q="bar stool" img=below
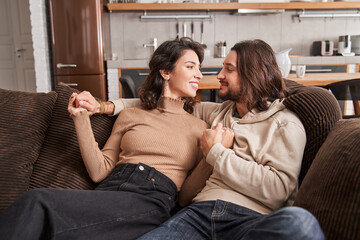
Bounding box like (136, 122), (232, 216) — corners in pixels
(323, 78), (360, 118)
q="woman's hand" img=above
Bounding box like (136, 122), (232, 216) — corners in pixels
(68, 92), (90, 116)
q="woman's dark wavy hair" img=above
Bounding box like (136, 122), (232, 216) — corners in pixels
(138, 37), (204, 114)
(231, 39), (287, 112)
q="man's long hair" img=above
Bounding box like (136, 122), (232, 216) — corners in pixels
(231, 39), (287, 112)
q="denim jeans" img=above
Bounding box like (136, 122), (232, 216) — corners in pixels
(138, 200), (324, 240)
(0, 163), (177, 240)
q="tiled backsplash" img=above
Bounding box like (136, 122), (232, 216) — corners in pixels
(109, 9), (360, 67)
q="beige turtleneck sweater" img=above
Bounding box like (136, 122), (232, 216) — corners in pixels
(71, 97), (208, 190)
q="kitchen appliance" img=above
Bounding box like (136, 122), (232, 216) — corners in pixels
(49, 0), (111, 100)
(338, 35), (352, 56)
(351, 35), (360, 55)
(312, 41), (334, 56)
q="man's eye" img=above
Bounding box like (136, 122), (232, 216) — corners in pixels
(226, 68), (234, 72)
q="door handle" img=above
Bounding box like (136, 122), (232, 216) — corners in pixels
(57, 63), (77, 69)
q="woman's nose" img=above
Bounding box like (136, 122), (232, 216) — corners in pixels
(196, 68), (203, 79)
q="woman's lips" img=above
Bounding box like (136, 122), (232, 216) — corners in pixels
(189, 81), (199, 90)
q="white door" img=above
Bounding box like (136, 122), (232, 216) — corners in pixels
(0, 0), (35, 92)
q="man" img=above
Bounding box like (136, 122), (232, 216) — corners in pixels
(76, 39), (324, 239)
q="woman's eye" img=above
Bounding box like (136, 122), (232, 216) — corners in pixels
(187, 65), (194, 69)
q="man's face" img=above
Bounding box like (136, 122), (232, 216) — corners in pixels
(217, 50), (242, 102)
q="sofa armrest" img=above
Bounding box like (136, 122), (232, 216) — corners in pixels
(294, 118), (360, 240)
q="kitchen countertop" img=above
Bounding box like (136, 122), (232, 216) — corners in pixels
(198, 72), (360, 89)
(286, 72), (360, 86)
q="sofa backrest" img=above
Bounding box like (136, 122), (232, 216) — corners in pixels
(0, 84), (116, 212)
(0, 88), (57, 211)
(29, 84), (116, 190)
(283, 80), (342, 186)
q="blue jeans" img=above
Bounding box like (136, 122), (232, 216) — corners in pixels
(0, 163), (177, 240)
(138, 200), (324, 240)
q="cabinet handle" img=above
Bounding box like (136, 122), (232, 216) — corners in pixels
(57, 63), (77, 69)
(306, 69), (332, 73)
(201, 71), (219, 75)
(138, 73), (149, 76)
(63, 83), (78, 87)
(138, 71), (220, 76)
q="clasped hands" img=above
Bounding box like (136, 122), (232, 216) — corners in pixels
(200, 123), (234, 157)
(68, 91), (100, 116)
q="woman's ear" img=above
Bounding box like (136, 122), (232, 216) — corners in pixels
(160, 70), (170, 81)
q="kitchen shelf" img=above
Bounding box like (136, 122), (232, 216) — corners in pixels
(107, 2), (360, 11)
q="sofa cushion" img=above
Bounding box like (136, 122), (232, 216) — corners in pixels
(283, 80), (342, 185)
(0, 88), (57, 211)
(294, 118), (360, 240)
(29, 84), (116, 190)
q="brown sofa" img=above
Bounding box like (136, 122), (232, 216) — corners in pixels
(0, 82), (359, 240)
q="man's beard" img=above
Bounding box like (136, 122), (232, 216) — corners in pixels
(218, 87), (242, 102)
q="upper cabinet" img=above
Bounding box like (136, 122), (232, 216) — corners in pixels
(107, 2), (360, 11)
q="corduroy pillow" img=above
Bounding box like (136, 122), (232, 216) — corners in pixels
(294, 119), (360, 240)
(0, 88), (57, 212)
(283, 80), (342, 186)
(29, 84), (116, 190)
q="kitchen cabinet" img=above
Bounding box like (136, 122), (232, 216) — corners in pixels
(290, 64), (349, 74)
(107, 2), (360, 11)
(49, 0), (111, 100)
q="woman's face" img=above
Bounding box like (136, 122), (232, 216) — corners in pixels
(163, 49), (203, 99)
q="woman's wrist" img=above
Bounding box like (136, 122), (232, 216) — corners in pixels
(97, 101), (105, 114)
(101, 101), (115, 115)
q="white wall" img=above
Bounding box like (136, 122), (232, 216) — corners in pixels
(29, 0), (52, 93)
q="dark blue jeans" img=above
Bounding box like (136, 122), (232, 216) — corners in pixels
(0, 163), (177, 240)
(138, 200), (324, 240)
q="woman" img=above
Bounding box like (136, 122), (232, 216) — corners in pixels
(0, 38), (231, 240)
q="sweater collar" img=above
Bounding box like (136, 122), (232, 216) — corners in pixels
(232, 99), (285, 123)
(157, 96), (186, 114)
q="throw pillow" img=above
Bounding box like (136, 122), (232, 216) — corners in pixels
(294, 118), (360, 240)
(283, 80), (342, 185)
(29, 84), (116, 190)
(0, 88), (57, 212)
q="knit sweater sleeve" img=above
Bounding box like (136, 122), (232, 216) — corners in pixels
(110, 98), (141, 116)
(206, 119), (306, 211)
(72, 109), (129, 183)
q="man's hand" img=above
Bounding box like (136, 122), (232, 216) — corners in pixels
(75, 91), (100, 115)
(221, 127), (235, 149)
